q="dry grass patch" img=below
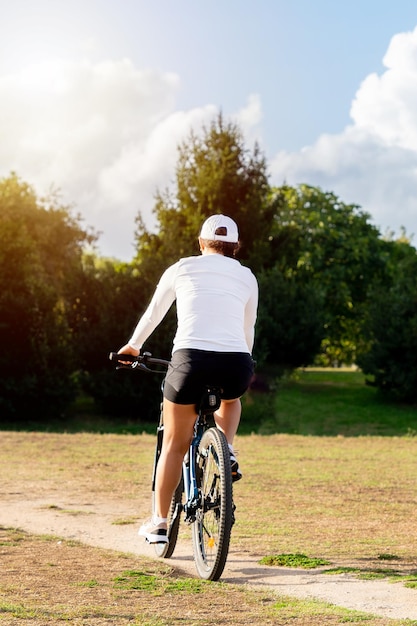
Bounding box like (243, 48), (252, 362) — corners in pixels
(235, 434), (417, 564)
(0, 528), (407, 626)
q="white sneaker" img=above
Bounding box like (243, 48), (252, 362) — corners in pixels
(138, 518), (168, 544)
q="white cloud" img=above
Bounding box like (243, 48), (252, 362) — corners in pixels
(10, 23), (417, 262)
(236, 93), (262, 126)
(271, 25), (417, 242)
(0, 57), (218, 259)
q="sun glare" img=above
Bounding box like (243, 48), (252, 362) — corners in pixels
(1, 5), (100, 76)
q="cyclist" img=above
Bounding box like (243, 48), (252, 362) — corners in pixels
(117, 214), (258, 543)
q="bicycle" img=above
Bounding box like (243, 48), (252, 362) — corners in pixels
(109, 351), (235, 581)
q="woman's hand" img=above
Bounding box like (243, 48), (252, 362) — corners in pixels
(117, 344), (140, 356)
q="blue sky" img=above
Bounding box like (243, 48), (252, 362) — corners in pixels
(2, 1), (417, 258)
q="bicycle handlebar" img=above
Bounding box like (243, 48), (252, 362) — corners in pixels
(109, 351), (170, 373)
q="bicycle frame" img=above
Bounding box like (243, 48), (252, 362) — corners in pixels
(183, 412), (214, 522)
(155, 387), (221, 525)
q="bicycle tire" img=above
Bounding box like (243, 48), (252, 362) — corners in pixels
(153, 476), (183, 558)
(192, 427), (233, 580)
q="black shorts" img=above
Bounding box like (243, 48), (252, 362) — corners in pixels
(163, 349), (255, 405)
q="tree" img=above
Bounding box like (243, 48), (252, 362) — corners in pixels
(131, 114), (280, 367)
(0, 173), (94, 420)
(356, 240), (417, 402)
(73, 254), (168, 420)
(268, 184), (388, 364)
(255, 266), (326, 371)
(134, 113), (276, 282)
(132, 118), (332, 375)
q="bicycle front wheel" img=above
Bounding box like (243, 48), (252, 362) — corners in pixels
(192, 427), (233, 580)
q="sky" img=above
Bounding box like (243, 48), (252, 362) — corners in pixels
(2, 0), (417, 260)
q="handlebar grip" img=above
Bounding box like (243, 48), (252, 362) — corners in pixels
(109, 352), (138, 362)
(109, 351), (169, 372)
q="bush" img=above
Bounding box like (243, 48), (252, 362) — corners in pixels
(357, 275), (417, 402)
(254, 268), (326, 371)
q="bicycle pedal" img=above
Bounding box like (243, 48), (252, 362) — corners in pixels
(145, 537), (169, 545)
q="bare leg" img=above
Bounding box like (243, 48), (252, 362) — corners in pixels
(154, 398), (197, 519)
(214, 398), (241, 445)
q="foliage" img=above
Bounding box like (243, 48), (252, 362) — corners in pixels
(0, 173), (94, 420)
(269, 184), (388, 364)
(357, 247), (417, 402)
(134, 113), (276, 279)
(254, 267), (326, 369)
(4, 112), (417, 420)
(132, 114), (322, 374)
(71, 255), (170, 420)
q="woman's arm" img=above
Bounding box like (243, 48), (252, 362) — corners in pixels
(126, 263), (178, 351)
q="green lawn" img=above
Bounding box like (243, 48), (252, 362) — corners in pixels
(241, 368), (417, 437)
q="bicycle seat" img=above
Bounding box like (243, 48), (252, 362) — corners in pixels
(198, 387), (221, 415)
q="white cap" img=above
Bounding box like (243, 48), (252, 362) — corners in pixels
(199, 214), (239, 243)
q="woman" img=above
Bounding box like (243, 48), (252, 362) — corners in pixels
(118, 214), (258, 544)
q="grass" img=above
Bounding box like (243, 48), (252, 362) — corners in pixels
(241, 368), (417, 436)
(1, 370), (417, 562)
(1, 369), (417, 624)
(111, 516), (138, 525)
(323, 566), (417, 587)
(259, 553), (331, 568)
(113, 569), (209, 593)
(0, 529), (413, 625)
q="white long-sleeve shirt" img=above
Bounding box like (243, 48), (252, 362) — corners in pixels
(129, 254), (258, 354)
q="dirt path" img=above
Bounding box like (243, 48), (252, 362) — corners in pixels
(1, 496), (416, 621)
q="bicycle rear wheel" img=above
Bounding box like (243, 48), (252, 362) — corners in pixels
(153, 476), (183, 558)
(192, 427), (233, 580)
